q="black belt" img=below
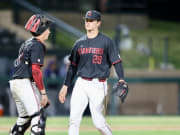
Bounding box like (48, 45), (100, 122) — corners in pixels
(12, 77), (34, 81)
(82, 77), (106, 82)
(12, 77), (24, 80)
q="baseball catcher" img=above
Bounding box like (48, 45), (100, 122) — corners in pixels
(9, 14), (52, 135)
(112, 81), (129, 103)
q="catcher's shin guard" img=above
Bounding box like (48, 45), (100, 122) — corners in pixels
(39, 102), (49, 135)
(31, 106), (48, 135)
(9, 120), (31, 135)
(39, 108), (47, 135)
(30, 112), (41, 135)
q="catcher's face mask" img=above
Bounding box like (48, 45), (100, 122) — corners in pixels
(25, 14), (52, 36)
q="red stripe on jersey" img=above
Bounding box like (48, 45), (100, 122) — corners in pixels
(112, 59), (121, 65)
(31, 63), (44, 67)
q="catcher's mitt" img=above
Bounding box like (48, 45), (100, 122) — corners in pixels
(112, 81), (129, 103)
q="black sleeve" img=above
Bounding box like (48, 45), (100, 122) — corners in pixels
(69, 42), (79, 66)
(64, 42), (79, 87)
(64, 64), (77, 87)
(107, 39), (121, 64)
(114, 62), (124, 80)
(31, 44), (44, 65)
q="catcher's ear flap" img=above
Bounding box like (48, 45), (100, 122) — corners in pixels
(25, 15), (41, 33)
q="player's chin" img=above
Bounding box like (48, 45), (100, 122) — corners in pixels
(85, 27), (92, 31)
(45, 36), (49, 40)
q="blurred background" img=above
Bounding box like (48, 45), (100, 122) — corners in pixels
(0, 0), (180, 117)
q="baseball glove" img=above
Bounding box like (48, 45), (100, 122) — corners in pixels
(112, 81), (129, 103)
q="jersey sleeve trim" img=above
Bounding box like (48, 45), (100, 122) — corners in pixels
(31, 63), (44, 66)
(112, 59), (121, 65)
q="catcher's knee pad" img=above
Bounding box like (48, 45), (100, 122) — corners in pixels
(31, 124), (41, 135)
(9, 119), (31, 135)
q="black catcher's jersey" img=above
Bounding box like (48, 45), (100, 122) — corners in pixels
(69, 33), (121, 79)
(12, 38), (45, 79)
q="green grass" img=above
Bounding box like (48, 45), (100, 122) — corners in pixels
(1, 116), (180, 135)
(104, 20), (180, 69)
(129, 20), (180, 69)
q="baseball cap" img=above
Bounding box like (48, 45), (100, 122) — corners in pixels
(25, 14), (52, 36)
(84, 10), (101, 21)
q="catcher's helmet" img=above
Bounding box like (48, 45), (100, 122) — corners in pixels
(25, 14), (52, 36)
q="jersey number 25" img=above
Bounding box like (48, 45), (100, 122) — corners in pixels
(92, 55), (102, 64)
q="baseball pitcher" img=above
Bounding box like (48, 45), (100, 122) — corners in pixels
(59, 10), (128, 135)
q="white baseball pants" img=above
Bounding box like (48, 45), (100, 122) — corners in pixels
(68, 77), (112, 135)
(9, 78), (41, 135)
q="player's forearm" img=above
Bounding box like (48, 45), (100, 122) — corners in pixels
(114, 62), (124, 80)
(32, 64), (45, 91)
(64, 64), (77, 87)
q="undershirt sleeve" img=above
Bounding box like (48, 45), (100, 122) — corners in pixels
(64, 64), (77, 87)
(69, 42), (79, 66)
(32, 64), (45, 90)
(114, 61), (124, 80)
